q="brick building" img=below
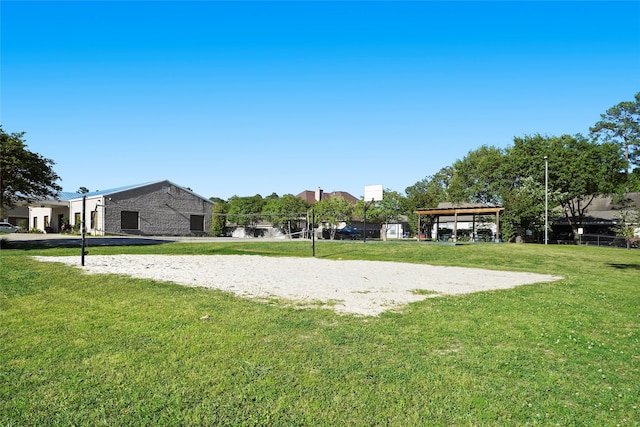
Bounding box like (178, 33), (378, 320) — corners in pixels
(29, 180), (213, 236)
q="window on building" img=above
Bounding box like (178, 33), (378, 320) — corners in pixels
(91, 211), (97, 230)
(44, 216), (50, 228)
(33, 217), (38, 230)
(121, 211), (139, 230)
(190, 215), (204, 232)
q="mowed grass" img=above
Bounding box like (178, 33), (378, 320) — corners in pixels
(1, 240), (638, 426)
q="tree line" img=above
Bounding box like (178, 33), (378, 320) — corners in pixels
(402, 92), (640, 242)
(212, 93), (640, 241)
(2, 93), (639, 241)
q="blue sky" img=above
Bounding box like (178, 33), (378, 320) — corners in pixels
(2, 1), (639, 200)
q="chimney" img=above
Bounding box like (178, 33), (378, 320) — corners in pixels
(315, 187), (323, 202)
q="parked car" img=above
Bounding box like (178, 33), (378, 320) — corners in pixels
(0, 222), (19, 233)
(335, 225), (362, 240)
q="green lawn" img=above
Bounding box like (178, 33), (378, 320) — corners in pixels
(1, 240), (638, 426)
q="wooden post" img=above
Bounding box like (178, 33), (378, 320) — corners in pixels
(472, 214), (476, 242)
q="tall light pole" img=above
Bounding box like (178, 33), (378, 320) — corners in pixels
(544, 156), (548, 245)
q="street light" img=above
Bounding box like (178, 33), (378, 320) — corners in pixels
(544, 156), (548, 245)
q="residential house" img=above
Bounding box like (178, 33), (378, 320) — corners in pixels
(296, 188), (358, 205)
(552, 192), (640, 241)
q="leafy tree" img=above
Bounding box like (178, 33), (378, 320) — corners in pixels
(612, 207), (639, 249)
(501, 134), (554, 241)
(227, 195), (265, 230)
(590, 92), (640, 184)
(209, 197), (226, 204)
(358, 189), (405, 241)
(262, 194), (310, 236)
(508, 134), (625, 242)
(77, 187), (90, 194)
(313, 196), (354, 240)
(500, 177), (547, 242)
(404, 167), (453, 237)
(1, 127), (61, 218)
(630, 168), (640, 191)
(210, 199), (229, 236)
(447, 145), (508, 205)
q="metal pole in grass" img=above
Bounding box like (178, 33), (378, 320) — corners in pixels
(81, 195), (87, 266)
(544, 156), (548, 245)
(311, 208), (315, 257)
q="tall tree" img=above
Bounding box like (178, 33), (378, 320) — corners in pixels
(313, 196), (354, 240)
(500, 177), (546, 242)
(227, 195), (265, 230)
(210, 198), (229, 236)
(0, 127), (61, 218)
(507, 134), (625, 242)
(447, 145), (507, 205)
(404, 167), (453, 236)
(590, 92), (640, 185)
(359, 189), (405, 241)
(262, 194), (310, 236)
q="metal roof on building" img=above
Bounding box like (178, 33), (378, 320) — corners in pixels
(52, 180), (212, 204)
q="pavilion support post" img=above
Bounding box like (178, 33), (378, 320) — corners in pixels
(495, 210), (501, 243)
(453, 211), (458, 242)
(472, 214), (476, 242)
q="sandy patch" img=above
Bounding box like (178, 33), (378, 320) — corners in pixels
(33, 255), (562, 316)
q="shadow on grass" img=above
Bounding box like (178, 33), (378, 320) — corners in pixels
(1, 236), (171, 250)
(608, 263), (640, 270)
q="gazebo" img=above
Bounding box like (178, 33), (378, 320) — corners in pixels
(415, 203), (505, 243)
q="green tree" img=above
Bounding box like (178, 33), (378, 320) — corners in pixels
(227, 195), (265, 231)
(262, 194), (310, 237)
(358, 189), (405, 241)
(508, 134), (625, 242)
(590, 92), (640, 185)
(0, 127), (61, 218)
(612, 208), (640, 249)
(500, 177), (546, 242)
(210, 199), (229, 236)
(447, 145), (508, 205)
(404, 167), (453, 237)
(313, 196), (354, 240)
(501, 135), (554, 242)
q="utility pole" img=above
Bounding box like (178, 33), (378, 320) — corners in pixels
(544, 156), (548, 245)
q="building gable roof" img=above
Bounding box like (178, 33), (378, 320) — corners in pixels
(55, 180), (212, 204)
(564, 192), (640, 223)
